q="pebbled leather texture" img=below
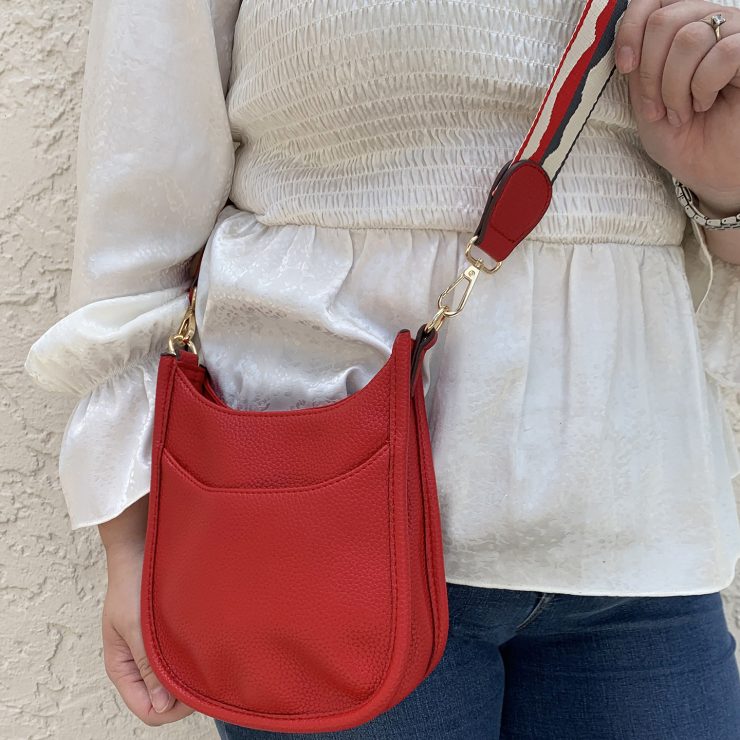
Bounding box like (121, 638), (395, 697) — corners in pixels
(141, 327), (448, 732)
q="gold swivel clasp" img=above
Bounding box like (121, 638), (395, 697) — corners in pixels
(424, 236), (502, 333)
(167, 285), (199, 356)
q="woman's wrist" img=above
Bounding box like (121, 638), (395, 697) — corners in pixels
(98, 495), (149, 562)
(694, 191), (740, 220)
(689, 190), (740, 265)
(695, 224), (740, 265)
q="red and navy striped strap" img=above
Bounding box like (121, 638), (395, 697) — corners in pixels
(474, 0), (628, 263)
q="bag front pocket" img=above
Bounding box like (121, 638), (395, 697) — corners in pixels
(146, 440), (398, 719)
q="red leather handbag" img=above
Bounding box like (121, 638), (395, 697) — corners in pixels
(141, 1), (626, 732)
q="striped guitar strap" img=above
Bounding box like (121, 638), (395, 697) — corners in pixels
(424, 0), (628, 335)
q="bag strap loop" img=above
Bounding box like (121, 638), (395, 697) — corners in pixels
(426, 0), (627, 333)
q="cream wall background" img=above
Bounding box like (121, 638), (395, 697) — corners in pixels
(3, 1), (739, 738)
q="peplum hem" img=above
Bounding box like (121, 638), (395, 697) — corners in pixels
(25, 206), (740, 591)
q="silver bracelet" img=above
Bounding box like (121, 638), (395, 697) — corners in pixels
(672, 176), (740, 230)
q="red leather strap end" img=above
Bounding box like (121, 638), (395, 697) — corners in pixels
(410, 325), (438, 395)
(187, 246), (206, 300)
(473, 159), (552, 263)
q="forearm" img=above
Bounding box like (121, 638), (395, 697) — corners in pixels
(98, 495), (149, 559)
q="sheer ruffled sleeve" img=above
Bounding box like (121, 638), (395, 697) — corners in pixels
(23, 0), (241, 528)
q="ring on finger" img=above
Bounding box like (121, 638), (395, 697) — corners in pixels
(699, 12), (727, 42)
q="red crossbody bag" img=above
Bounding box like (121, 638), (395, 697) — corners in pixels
(141, 1), (627, 732)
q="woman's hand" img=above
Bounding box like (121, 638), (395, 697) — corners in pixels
(99, 496), (194, 726)
(615, 0), (740, 252)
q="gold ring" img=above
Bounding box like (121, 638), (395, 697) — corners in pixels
(699, 12), (726, 42)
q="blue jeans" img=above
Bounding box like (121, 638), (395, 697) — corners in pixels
(215, 582), (740, 739)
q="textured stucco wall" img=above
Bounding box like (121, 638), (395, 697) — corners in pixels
(2, 2), (214, 738)
(3, 2), (739, 739)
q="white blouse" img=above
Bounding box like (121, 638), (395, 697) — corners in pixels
(24, 0), (740, 596)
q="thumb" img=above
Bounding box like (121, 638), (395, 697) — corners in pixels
(127, 627), (174, 714)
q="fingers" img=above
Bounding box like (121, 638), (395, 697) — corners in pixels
(662, 16), (721, 123)
(692, 33), (740, 111)
(102, 609), (193, 726)
(615, 0), (685, 73)
(126, 622), (174, 714)
(616, 0), (739, 124)
(640, 1), (718, 122)
(100, 529), (193, 726)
